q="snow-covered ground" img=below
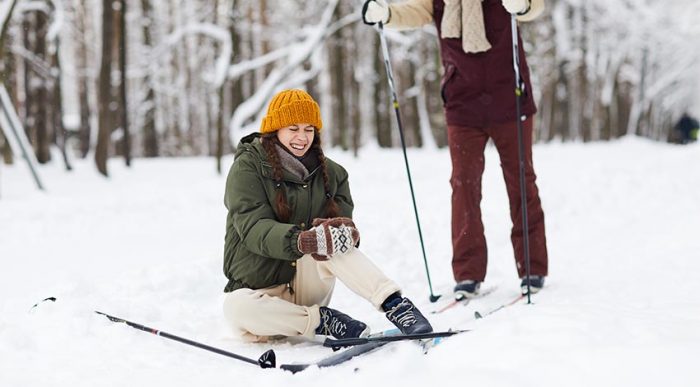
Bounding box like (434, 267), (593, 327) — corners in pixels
(1, 136), (699, 386)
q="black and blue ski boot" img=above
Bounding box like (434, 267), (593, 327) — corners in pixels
(316, 306), (370, 339)
(384, 297), (433, 335)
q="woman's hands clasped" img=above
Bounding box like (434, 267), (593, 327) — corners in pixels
(297, 217), (361, 260)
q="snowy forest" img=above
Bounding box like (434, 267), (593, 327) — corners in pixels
(1, 0), (699, 176)
(2, 1), (700, 384)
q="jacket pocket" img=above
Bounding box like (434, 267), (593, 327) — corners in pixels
(441, 63), (457, 106)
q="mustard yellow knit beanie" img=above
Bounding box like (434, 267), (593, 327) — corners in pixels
(260, 89), (323, 133)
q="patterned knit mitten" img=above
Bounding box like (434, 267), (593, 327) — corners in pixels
(311, 217), (356, 229)
(297, 223), (360, 261)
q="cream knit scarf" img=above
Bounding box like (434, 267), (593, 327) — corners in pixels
(441, 0), (491, 53)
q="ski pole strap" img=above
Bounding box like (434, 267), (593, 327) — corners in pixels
(321, 329), (468, 348)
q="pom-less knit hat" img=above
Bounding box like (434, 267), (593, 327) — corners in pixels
(260, 89), (323, 133)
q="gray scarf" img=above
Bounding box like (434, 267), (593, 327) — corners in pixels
(441, 0), (491, 53)
(275, 144), (310, 181)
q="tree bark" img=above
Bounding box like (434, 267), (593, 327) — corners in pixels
(50, 39), (71, 170)
(23, 12), (51, 163)
(0, 0), (19, 164)
(330, 32), (346, 149)
(374, 38), (392, 148)
(118, 0), (130, 165)
(72, 0), (92, 158)
(139, 0), (158, 157)
(96, 0), (117, 176)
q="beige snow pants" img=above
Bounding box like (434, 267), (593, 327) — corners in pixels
(222, 248), (400, 342)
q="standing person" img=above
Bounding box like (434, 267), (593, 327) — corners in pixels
(222, 89), (433, 342)
(362, 0), (549, 297)
(674, 113), (699, 144)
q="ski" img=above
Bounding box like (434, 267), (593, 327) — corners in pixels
(431, 297), (468, 314)
(280, 339), (388, 373)
(418, 328), (470, 353)
(280, 329), (399, 373)
(361, 328), (461, 354)
(430, 286), (498, 314)
(321, 329), (468, 348)
(424, 293), (524, 353)
(281, 328), (467, 372)
(474, 293), (525, 319)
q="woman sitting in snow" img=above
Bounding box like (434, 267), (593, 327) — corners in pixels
(222, 88), (433, 342)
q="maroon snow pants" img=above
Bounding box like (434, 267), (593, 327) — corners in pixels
(447, 117), (548, 282)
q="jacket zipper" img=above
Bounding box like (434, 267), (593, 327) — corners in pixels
(306, 180), (313, 228)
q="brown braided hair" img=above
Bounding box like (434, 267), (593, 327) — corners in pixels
(312, 136), (341, 220)
(261, 132), (340, 223)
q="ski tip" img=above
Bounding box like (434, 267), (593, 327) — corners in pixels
(280, 363), (310, 373)
(258, 349), (276, 369)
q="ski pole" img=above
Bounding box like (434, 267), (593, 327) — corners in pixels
(95, 311), (276, 369)
(509, 15), (533, 304)
(376, 22), (440, 303)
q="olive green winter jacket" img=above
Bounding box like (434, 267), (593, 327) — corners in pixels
(223, 133), (353, 292)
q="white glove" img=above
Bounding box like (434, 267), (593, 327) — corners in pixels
(362, 0), (390, 25)
(501, 0), (530, 14)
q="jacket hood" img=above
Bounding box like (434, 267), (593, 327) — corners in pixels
(235, 132), (265, 160)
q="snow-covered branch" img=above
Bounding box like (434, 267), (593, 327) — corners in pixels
(227, 47), (290, 80)
(155, 23), (232, 87)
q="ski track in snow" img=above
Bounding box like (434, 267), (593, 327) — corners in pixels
(1, 136), (699, 386)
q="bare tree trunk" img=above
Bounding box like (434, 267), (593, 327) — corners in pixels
(615, 83), (632, 139)
(222, 10), (243, 161)
(50, 39), (71, 170)
(350, 43), (361, 155)
(0, 0), (19, 164)
(252, 0), (270, 88)
(400, 62), (420, 147)
(538, 81), (554, 141)
(215, 0), (232, 173)
(96, 0), (116, 176)
(118, 0), (130, 166)
(71, 0), (92, 158)
(139, 0), (158, 157)
(329, 29), (346, 148)
(374, 38), (392, 147)
(23, 12), (51, 163)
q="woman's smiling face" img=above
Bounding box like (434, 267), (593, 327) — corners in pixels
(276, 123), (315, 157)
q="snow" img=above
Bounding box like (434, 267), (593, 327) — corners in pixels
(1, 136), (699, 386)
